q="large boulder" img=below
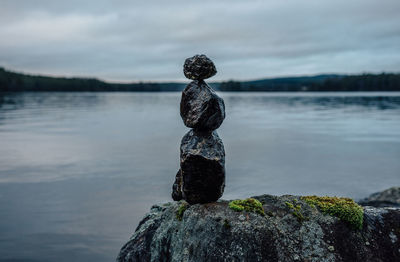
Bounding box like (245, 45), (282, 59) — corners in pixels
(174, 130), (225, 204)
(117, 193), (400, 262)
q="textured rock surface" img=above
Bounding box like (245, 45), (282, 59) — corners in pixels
(180, 80), (225, 131)
(359, 187), (400, 207)
(177, 130), (225, 204)
(173, 54), (225, 204)
(117, 193), (400, 262)
(183, 54), (217, 80)
(171, 170), (183, 201)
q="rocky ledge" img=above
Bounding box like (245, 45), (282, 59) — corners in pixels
(358, 187), (400, 208)
(117, 191), (400, 262)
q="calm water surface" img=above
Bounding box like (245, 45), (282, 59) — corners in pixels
(0, 92), (399, 261)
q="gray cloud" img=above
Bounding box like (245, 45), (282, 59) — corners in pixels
(0, 0), (399, 81)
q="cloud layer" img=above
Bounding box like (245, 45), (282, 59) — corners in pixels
(1, 0), (399, 81)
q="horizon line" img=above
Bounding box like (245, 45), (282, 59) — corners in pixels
(1, 66), (399, 85)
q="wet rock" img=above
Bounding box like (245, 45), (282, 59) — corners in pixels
(183, 54), (217, 80)
(171, 170), (183, 201)
(359, 187), (400, 207)
(180, 80), (225, 131)
(172, 54), (226, 205)
(180, 130), (225, 204)
(117, 194), (400, 262)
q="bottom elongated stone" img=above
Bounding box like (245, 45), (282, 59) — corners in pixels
(174, 129), (225, 204)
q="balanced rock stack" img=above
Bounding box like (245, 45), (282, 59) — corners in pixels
(172, 55), (226, 204)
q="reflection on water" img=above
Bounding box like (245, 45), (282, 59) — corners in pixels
(0, 92), (399, 262)
(223, 92), (400, 110)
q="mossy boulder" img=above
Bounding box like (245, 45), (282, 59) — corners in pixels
(117, 193), (400, 262)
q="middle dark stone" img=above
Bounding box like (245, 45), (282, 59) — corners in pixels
(180, 80), (225, 131)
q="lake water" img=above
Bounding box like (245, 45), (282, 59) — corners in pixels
(0, 92), (399, 261)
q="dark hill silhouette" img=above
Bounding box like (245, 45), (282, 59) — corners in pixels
(1, 67), (399, 92)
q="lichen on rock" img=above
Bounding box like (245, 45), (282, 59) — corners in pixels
(176, 201), (189, 221)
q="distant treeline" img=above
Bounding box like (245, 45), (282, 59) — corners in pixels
(0, 67), (185, 92)
(219, 74), (400, 92)
(1, 67), (399, 92)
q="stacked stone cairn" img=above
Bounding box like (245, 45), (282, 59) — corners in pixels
(172, 55), (226, 204)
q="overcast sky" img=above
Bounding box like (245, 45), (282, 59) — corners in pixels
(0, 0), (399, 82)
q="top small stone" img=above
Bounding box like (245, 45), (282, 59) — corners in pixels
(183, 54), (217, 80)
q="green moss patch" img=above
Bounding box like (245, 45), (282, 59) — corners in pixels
(285, 201), (308, 222)
(301, 196), (364, 230)
(229, 198), (265, 216)
(176, 202), (189, 221)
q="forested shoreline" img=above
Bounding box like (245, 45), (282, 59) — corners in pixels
(1, 67), (399, 92)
